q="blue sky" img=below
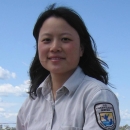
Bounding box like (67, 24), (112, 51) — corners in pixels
(0, 0), (130, 127)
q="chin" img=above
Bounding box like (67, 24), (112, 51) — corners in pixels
(50, 69), (64, 74)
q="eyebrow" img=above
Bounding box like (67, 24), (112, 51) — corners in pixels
(40, 32), (73, 37)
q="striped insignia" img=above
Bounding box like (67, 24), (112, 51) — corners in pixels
(94, 103), (116, 130)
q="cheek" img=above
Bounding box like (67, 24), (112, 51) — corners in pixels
(66, 44), (81, 60)
(38, 44), (42, 57)
(38, 44), (47, 59)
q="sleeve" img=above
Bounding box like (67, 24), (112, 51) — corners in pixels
(83, 89), (120, 130)
(16, 97), (29, 130)
(16, 108), (26, 130)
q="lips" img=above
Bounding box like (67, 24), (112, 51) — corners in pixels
(48, 56), (65, 60)
(49, 57), (64, 60)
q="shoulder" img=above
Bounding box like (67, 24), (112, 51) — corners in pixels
(17, 96), (39, 119)
(81, 75), (115, 96)
(18, 97), (32, 114)
(79, 75), (118, 102)
(81, 76), (120, 129)
(82, 75), (110, 89)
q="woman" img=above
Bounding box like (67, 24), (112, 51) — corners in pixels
(17, 4), (120, 130)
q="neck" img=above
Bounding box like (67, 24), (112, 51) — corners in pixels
(50, 69), (76, 100)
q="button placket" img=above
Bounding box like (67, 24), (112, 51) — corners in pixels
(48, 102), (55, 130)
(45, 91), (55, 130)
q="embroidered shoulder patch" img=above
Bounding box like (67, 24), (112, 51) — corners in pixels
(94, 102), (116, 130)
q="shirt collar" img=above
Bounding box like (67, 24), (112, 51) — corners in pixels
(36, 75), (51, 97)
(63, 67), (85, 95)
(36, 66), (85, 97)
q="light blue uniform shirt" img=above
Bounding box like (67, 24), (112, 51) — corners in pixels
(17, 67), (120, 130)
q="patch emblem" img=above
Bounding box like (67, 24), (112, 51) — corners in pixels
(94, 103), (116, 130)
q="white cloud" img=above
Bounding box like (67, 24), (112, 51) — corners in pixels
(0, 107), (5, 112)
(11, 73), (16, 79)
(0, 104), (19, 123)
(0, 111), (17, 124)
(0, 80), (29, 96)
(114, 92), (125, 99)
(0, 66), (16, 79)
(0, 112), (17, 119)
(115, 92), (119, 97)
(0, 97), (3, 102)
(120, 109), (130, 119)
(0, 102), (18, 108)
(22, 61), (29, 66)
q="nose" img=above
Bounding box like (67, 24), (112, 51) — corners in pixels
(50, 40), (61, 52)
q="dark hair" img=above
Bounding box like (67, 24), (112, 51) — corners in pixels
(29, 4), (109, 98)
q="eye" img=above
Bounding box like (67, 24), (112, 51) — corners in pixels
(62, 38), (71, 42)
(42, 38), (51, 43)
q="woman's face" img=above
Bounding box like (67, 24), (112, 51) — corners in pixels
(38, 17), (83, 75)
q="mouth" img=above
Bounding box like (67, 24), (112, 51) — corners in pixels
(48, 57), (65, 61)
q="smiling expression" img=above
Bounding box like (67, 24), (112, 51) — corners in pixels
(38, 17), (83, 75)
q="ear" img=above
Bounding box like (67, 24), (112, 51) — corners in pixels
(80, 46), (84, 57)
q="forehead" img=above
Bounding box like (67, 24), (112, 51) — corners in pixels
(42, 16), (69, 26)
(39, 16), (79, 36)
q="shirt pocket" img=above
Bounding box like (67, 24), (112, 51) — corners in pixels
(60, 126), (83, 130)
